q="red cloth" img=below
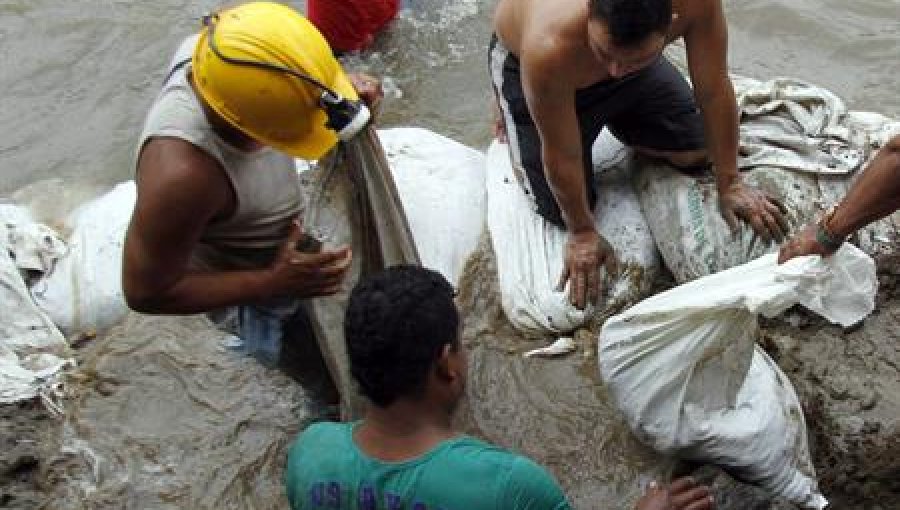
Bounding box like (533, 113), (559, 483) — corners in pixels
(307, 0), (400, 53)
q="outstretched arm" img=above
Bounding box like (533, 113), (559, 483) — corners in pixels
(778, 135), (900, 262)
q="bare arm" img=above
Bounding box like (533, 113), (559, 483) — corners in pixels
(778, 136), (900, 262)
(827, 136), (900, 237)
(683, 0), (738, 194)
(684, 0), (788, 242)
(520, 39), (616, 309)
(522, 43), (594, 234)
(123, 138), (350, 314)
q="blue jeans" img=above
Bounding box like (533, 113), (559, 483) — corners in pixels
(212, 298), (302, 367)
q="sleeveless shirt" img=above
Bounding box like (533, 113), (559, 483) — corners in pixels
(136, 34), (304, 271)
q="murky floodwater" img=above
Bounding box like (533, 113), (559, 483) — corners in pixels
(1, 0), (898, 508)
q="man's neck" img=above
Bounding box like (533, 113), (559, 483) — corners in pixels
(353, 399), (458, 463)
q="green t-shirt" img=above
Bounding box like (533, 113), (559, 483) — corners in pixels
(285, 422), (571, 510)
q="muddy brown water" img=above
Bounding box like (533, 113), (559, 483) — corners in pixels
(1, 0), (899, 509)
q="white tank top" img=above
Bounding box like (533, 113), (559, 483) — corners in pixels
(136, 34), (304, 271)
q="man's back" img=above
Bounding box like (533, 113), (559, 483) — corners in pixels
(285, 422), (570, 510)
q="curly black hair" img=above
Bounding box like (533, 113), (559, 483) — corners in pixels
(589, 0), (672, 48)
(344, 265), (459, 407)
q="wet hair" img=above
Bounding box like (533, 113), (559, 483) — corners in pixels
(588, 0), (672, 47)
(344, 265), (459, 407)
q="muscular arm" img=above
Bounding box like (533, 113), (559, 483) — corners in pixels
(521, 41), (594, 233)
(123, 138), (276, 314)
(683, 0), (787, 241)
(683, 0), (739, 192)
(519, 37), (616, 309)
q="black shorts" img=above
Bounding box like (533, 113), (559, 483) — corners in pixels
(488, 34), (706, 227)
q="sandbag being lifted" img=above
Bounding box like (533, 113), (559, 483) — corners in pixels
(599, 244), (877, 508)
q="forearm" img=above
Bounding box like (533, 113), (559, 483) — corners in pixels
(828, 138), (900, 237)
(699, 81), (741, 192)
(126, 269), (275, 315)
(544, 152), (595, 232)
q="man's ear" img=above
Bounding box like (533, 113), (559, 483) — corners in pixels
(671, 12), (679, 24)
(434, 344), (460, 383)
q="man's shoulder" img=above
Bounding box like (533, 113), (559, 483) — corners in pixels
(448, 438), (565, 490)
(137, 135), (229, 200)
(292, 421), (351, 450)
(448, 440), (569, 509)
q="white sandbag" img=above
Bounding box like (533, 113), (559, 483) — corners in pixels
(0, 204), (72, 403)
(486, 133), (661, 339)
(639, 77), (900, 283)
(635, 163), (822, 283)
(599, 244), (877, 508)
(378, 127), (486, 286)
(733, 76), (866, 175)
(31, 181), (136, 337)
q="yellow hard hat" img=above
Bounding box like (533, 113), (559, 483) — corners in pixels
(192, 1), (359, 159)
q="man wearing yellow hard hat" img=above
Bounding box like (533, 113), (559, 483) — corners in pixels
(122, 2), (380, 381)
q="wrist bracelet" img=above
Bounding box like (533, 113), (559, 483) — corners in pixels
(817, 204), (846, 252)
(815, 223), (844, 253)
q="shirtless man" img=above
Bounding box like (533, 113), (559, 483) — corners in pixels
(491, 0), (788, 309)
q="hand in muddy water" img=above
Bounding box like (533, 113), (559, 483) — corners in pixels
(268, 220), (352, 298)
(635, 477), (715, 510)
(558, 228), (618, 310)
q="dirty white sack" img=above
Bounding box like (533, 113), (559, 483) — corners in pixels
(639, 76), (900, 283)
(31, 181), (136, 337)
(377, 127), (486, 286)
(0, 204), (73, 403)
(599, 244), (877, 508)
(486, 132), (661, 342)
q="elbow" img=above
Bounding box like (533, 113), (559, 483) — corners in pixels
(874, 135), (900, 172)
(124, 289), (162, 314)
(883, 135), (900, 160)
(123, 279), (168, 314)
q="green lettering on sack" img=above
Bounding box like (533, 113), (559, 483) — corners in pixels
(686, 186), (708, 252)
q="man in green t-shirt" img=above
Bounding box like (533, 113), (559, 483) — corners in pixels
(285, 265), (715, 510)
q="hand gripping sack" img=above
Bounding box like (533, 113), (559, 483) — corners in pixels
(599, 245), (877, 508)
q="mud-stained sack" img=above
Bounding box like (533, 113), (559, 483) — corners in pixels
(299, 127), (421, 419)
(635, 164), (821, 283)
(378, 127), (485, 286)
(0, 204), (72, 403)
(485, 135), (661, 340)
(818, 111), (900, 268)
(31, 181), (135, 337)
(638, 76), (900, 283)
(599, 244), (877, 509)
